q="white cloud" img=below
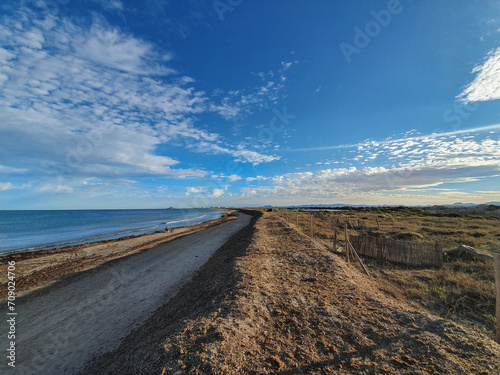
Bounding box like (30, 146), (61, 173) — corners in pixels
(190, 142), (280, 165)
(0, 182), (14, 191)
(39, 183), (74, 193)
(232, 149), (280, 165)
(73, 23), (173, 75)
(91, 0), (124, 11)
(186, 187), (205, 195)
(211, 188), (224, 198)
(0, 6), (280, 187)
(210, 61), (295, 121)
(0, 165), (28, 174)
(458, 47), (500, 103)
(242, 132), (500, 202)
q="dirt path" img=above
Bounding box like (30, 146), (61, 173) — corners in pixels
(2, 212), (251, 375)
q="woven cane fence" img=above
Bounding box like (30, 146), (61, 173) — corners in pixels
(350, 235), (443, 267)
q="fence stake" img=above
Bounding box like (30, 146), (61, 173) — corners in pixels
(494, 253), (500, 343)
(435, 242), (442, 264)
(376, 217), (380, 229)
(347, 238), (370, 277)
(296, 211), (298, 227)
(310, 214), (314, 239)
(333, 229), (337, 252)
(344, 222), (349, 263)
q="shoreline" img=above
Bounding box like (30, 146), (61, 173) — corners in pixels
(0, 210), (234, 298)
(0, 209), (226, 258)
(4, 211), (252, 375)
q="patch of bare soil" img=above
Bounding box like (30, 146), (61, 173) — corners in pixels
(0, 213), (233, 299)
(81, 211), (500, 374)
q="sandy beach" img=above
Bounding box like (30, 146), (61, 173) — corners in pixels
(0, 211), (233, 298)
(1, 211), (250, 375)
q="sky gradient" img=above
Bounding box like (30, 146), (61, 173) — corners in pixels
(0, 0), (499, 209)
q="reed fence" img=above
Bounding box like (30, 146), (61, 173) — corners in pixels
(350, 235), (443, 267)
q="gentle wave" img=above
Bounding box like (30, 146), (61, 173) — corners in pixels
(1, 211), (220, 256)
(164, 213), (207, 225)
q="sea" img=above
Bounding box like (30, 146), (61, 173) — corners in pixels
(0, 208), (225, 255)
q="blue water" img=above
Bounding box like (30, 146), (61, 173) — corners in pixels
(0, 209), (224, 255)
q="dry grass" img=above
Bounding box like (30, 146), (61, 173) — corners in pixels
(367, 258), (496, 332)
(275, 207), (499, 333)
(277, 207), (500, 254)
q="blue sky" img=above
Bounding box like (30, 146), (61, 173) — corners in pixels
(0, 0), (499, 209)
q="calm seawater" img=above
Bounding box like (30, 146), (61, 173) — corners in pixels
(0, 209), (224, 255)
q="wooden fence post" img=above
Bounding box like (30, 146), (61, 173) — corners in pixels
(310, 214), (314, 239)
(376, 217), (380, 229)
(344, 222), (349, 263)
(494, 253), (500, 343)
(435, 242), (442, 267)
(346, 238), (370, 276)
(333, 229), (337, 252)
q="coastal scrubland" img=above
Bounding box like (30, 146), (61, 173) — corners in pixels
(287, 207), (499, 333)
(80, 209), (500, 374)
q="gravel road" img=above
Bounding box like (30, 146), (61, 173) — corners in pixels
(4, 212), (250, 375)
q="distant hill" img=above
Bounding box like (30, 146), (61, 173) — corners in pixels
(450, 202), (477, 207)
(428, 204), (500, 216)
(255, 203), (500, 216)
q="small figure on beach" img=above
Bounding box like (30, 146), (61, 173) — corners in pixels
(165, 225), (170, 232)
(170, 228), (174, 233)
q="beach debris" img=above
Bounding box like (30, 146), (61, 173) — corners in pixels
(456, 245), (493, 261)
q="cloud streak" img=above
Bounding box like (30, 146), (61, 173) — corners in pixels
(284, 124), (500, 152)
(458, 47), (500, 103)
